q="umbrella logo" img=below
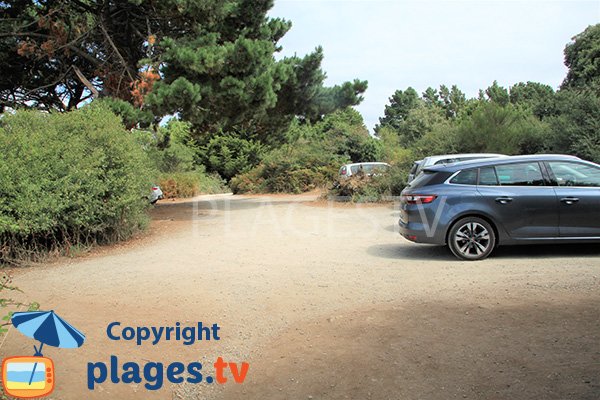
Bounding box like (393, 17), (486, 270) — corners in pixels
(2, 310), (85, 399)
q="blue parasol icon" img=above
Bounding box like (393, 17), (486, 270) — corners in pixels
(11, 310), (85, 356)
(11, 310), (85, 386)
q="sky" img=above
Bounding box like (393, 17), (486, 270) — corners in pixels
(268, 0), (600, 132)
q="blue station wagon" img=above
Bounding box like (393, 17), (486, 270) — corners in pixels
(399, 155), (600, 260)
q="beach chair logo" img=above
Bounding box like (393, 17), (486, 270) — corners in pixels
(1, 310), (85, 398)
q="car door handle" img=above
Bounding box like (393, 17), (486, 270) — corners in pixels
(495, 197), (513, 204)
(560, 197), (579, 205)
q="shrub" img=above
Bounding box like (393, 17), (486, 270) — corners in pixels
(548, 89), (600, 163)
(329, 165), (406, 203)
(0, 105), (153, 263)
(203, 134), (263, 180)
(158, 169), (227, 198)
(231, 140), (345, 194)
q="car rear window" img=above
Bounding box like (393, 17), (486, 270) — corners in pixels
(350, 165), (359, 174)
(495, 162), (545, 186)
(449, 169), (477, 185)
(408, 170), (452, 189)
(478, 167), (498, 185)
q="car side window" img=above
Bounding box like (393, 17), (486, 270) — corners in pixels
(350, 165), (359, 174)
(494, 162), (545, 186)
(478, 167), (498, 185)
(450, 169), (477, 185)
(547, 161), (600, 187)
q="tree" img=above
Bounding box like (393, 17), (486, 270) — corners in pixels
(422, 87), (441, 108)
(0, 0), (367, 139)
(455, 101), (549, 155)
(0, 0), (165, 112)
(509, 81), (556, 120)
(485, 80), (510, 106)
(374, 87), (420, 134)
(439, 84), (466, 118)
(562, 24), (600, 90)
(548, 89), (600, 162)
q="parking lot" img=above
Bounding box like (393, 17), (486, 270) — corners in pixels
(3, 194), (600, 399)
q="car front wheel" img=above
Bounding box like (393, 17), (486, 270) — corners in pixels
(448, 217), (496, 261)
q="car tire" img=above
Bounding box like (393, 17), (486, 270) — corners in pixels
(448, 217), (496, 261)
(150, 199), (158, 205)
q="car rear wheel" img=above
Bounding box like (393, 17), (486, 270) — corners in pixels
(448, 217), (496, 261)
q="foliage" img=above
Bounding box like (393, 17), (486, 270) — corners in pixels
(423, 85), (467, 118)
(454, 101), (550, 155)
(133, 120), (229, 197)
(548, 89), (600, 163)
(231, 139), (344, 194)
(1, 0), (367, 143)
(485, 80), (510, 106)
(230, 109), (381, 194)
(328, 165), (406, 203)
(509, 82), (557, 120)
(0, 105), (152, 263)
(314, 108), (382, 162)
(0, 274), (39, 334)
(158, 169), (227, 198)
(374, 87), (420, 134)
(202, 134), (264, 181)
(0, 0), (163, 111)
(562, 24), (600, 90)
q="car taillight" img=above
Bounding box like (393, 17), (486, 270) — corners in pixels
(152, 187), (159, 191)
(340, 167), (346, 175)
(402, 195), (437, 204)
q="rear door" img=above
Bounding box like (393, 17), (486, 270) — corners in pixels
(476, 162), (559, 238)
(545, 161), (600, 237)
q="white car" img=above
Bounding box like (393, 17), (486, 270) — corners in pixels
(149, 186), (163, 204)
(339, 162), (390, 178)
(408, 153), (507, 183)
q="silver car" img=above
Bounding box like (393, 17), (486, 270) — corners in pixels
(408, 153), (506, 183)
(339, 162), (390, 178)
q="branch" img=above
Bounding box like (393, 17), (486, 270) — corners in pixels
(70, 0), (99, 13)
(73, 65), (99, 98)
(22, 66), (73, 97)
(3, 32), (102, 67)
(99, 22), (134, 82)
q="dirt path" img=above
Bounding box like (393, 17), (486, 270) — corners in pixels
(1, 194), (599, 399)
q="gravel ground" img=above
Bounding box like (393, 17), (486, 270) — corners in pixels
(1, 193), (599, 400)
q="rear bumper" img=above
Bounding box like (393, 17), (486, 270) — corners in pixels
(398, 220), (446, 245)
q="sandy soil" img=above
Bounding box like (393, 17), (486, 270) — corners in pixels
(1, 193), (599, 400)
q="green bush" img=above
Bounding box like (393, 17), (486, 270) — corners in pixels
(0, 105), (153, 263)
(231, 140), (344, 194)
(203, 134), (263, 180)
(329, 165), (405, 203)
(548, 89), (600, 163)
(158, 169), (228, 198)
(157, 142), (196, 173)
